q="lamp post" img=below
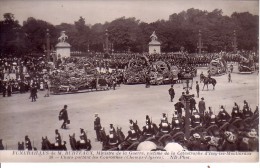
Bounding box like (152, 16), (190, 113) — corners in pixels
(46, 29), (50, 62)
(182, 72), (194, 139)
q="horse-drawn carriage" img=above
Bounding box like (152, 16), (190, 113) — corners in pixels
(238, 56), (255, 73)
(208, 58), (227, 76)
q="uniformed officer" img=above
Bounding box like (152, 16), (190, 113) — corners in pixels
(129, 119), (141, 136)
(191, 109), (202, 128)
(159, 113), (171, 133)
(55, 129), (61, 146)
(80, 128), (88, 143)
(25, 135), (32, 150)
(142, 120), (155, 137)
(171, 110), (183, 130)
(108, 124), (118, 145)
(217, 106), (231, 126)
(94, 113), (102, 141)
(189, 94), (196, 111)
(174, 98), (184, 117)
(124, 123), (139, 143)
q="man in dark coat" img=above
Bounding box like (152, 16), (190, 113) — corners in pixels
(189, 94), (196, 111)
(59, 105), (69, 129)
(196, 81), (199, 98)
(94, 113), (101, 141)
(174, 98), (184, 117)
(198, 97), (206, 116)
(168, 85), (175, 102)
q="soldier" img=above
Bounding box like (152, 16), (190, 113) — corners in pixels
(159, 113), (171, 134)
(196, 81), (199, 98)
(124, 123), (139, 143)
(129, 119), (141, 136)
(94, 113), (102, 141)
(217, 106), (231, 126)
(231, 103), (243, 121)
(59, 105), (69, 129)
(174, 98), (184, 117)
(168, 84), (175, 102)
(142, 119), (156, 138)
(171, 110), (183, 131)
(191, 109), (202, 128)
(55, 129), (61, 146)
(204, 110), (217, 127)
(108, 124), (118, 145)
(80, 128), (88, 143)
(25, 135), (32, 150)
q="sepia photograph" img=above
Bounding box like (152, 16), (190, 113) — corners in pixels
(0, 0), (259, 163)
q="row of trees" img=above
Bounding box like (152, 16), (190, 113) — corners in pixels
(0, 8), (258, 56)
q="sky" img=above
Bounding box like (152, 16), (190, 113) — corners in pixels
(0, 0), (259, 25)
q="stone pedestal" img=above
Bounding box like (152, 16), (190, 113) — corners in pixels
(55, 42), (71, 59)
(148, 31), (161, 54)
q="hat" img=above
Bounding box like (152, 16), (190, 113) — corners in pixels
(94, 113), (98, 116)
(201, 97), (204, 100)
(64, 105), (68, 108)
(110, 124), (113, 126)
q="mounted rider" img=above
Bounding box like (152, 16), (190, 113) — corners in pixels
(142, 116), (156, 138)
(124, 123), (139, 143)
(79, 128), (88, 144)
(242, 100), (253, 119)
(108, 124), (119, 145)
(129, 119), (141, 136)
(191, 109), (202, 128)
(204, 107), (217, 127)
(231, 103), (243, 121)
(55, 129), (62, 146)
(159, 113), (171, 134)
(171, 110), (183, 130)
(217, 106), (231, 126)
(25, 135), (32, 150)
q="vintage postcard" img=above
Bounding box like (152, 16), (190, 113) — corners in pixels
(0, 0), (259, 163)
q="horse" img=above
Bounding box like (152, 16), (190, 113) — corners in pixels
(0, 139), (4, 150)
(18, 142), (24, 150)
(69, 134), (91, 151)
(202, 77), (217, 90)
(116, 127), (125, 143)
(42, 136), (67, 151)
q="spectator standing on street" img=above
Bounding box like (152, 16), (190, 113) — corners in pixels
(196, 81), (199, 98)
(168, 84), (175, 102)
(59, 105), (69, 129)
(228, 72), (232, 83)
(198, 97), (206, 116)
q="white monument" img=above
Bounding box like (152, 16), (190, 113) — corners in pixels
(55, 31), (71, 58)
(149, 31), (161, 54)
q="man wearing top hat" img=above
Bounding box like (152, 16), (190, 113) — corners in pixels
(94, 113), (101, 141)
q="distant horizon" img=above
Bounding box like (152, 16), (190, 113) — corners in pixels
(0, 0), (258, 26)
